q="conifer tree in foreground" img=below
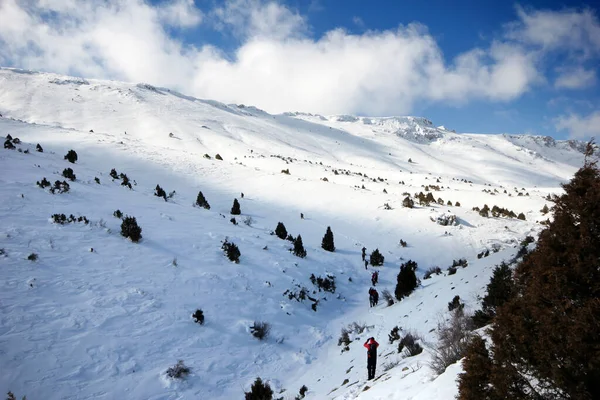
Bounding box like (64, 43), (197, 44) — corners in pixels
(459, 142), (600, 400)
(457, 336), (493, 400)
(321, 226), (335, 252)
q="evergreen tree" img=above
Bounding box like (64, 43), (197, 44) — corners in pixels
(275, 222), (287, 240)
(473, 261), (516, 328)
(481, 262), (514, 318)
(369, 248), (385, 266)
(195, 191), (210, 209)
(457, 336), (493, 400)
(461, 145), (600, 400)
(395, 260), (419, 300)
(245, 377), (273, 400)
(231, 198), (241, 215)
(402, 196), (414, 208)
(321, 226), (335, 252)
(293, 235), (307, 258)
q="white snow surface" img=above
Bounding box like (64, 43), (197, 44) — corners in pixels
(0, 67), (586, 399)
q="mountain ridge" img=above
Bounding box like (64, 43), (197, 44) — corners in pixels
(0, 67), (589, 153)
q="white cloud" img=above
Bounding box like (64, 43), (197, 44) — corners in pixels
(554, 67), (597, 89)
(352, 16), (365, 28)
(0, 0), (198, 87)
(158, 0), (203, 28)
(425, 42), (539, 103)
(507, 5), (600, 58)
(211, 0), (307, 40)
(555, 111), (600, 139)
(0, 1), (595, 116)
(188, 24), (540, 114)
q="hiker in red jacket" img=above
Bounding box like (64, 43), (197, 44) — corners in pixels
(364, 337), (379, 380)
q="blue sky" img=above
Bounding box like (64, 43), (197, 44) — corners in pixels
(1, 0), (599, 139)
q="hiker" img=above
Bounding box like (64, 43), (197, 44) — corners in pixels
(364, 259), (368, 270)
(373, 289), (379, 306)
(364, 337), (379, 380)
(361, 247), (366, 261)
(371, 271), (378, 286)
(369, 288), (375, 307)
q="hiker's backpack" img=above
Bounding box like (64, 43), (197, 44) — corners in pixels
(368, 343), (377, 358)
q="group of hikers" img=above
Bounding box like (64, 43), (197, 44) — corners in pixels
(368, 266), (379, 307)
(362, 247), (381, 379)
(368, 287), (379, 307)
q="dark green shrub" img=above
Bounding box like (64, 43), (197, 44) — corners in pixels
(166, 360), (190, 379)
(121, 216), (142, 242)
(37, 177), (51, 188)
(154, 185), (167, 201)
(250, 321), (270, 340)
(62, 168), (76, 181)
(64, 149), (78, 163)
(49, 180), (70, 194)
(192, 309), (204, 324)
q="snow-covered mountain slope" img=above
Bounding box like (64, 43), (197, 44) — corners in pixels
(0, 67), (587, 399)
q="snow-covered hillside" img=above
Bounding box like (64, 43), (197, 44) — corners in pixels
(0, 67), (587, 399)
